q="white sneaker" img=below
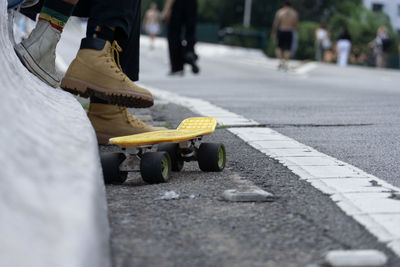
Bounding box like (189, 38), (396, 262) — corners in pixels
(15, 20), (60, 87)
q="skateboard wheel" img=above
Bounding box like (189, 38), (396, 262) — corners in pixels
(198, 143), (226, 172)
(140, 152), (171, 184)
(100, 152), (128, 184)
(157, 143), (184, 172)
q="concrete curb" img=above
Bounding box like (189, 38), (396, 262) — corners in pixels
(0, 2), (110, 267)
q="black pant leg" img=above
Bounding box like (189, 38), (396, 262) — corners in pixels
(84, 0), (141, 81)
(115, 0), (141, 81)
(183, 0), (197, 54)
(167, 0), (184, 72)
(85, 0), (138, 37)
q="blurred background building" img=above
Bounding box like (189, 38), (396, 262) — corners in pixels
(363, 0), (400, 35)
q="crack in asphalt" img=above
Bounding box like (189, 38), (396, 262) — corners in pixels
(219, 123), (374, 129)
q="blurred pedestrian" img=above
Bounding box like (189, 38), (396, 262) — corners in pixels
(369, 26), (391, 68)
(315, 23), (331, 62)
(143, 2), (161, 49)
(350, 45), (366, 65)
(290, 29), (298, 58)
(271, 1), (299, 71)
(336, 27), (351, 67)
(162, 0), (199, 76)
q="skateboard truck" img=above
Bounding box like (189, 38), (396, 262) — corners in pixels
(100, 117), (226, 185)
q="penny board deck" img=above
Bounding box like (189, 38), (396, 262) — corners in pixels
(109, 117), (217, 147)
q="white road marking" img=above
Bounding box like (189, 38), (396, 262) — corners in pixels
(150, 88), (258, 126)
(294, 62), (318, 75)
(145, 84), (400, 257)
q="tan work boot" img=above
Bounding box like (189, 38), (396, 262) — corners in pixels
(87, 103), (165, 145)
(61, 38), (154, 108)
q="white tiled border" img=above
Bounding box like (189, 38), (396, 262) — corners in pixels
(147, 85), (400, 257)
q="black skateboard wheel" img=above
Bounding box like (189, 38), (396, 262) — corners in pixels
(157, 143), (184, 172)
(140, 152), (171, 184)
(100, 152), (128, 184)
(198, 143), (226, 172)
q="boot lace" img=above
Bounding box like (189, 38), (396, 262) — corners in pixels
(107, 40), (128, 81)
(120, 107), (147, 128)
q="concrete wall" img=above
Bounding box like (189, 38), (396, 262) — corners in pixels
(363, 0), (400, 33)
(0, 1), (110, 266)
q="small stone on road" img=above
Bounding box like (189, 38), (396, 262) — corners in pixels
(222, 188), (275, 202)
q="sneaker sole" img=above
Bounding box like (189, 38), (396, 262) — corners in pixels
(60, 76), (154, 108)
(14, 43), (60, 88)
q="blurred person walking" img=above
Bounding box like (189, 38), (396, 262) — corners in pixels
(271, 1), (299, 71)
(336, 27), (351, 67)
(315, 23), (331, 62)
(143, 2), (161, 49)
(290, 29), (298, 58)
(162, 0), (199, 76)
(369, 26), (391, 68)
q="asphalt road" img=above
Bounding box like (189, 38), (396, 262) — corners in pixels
(138, 39), (400, 188)
(56, 25), (400, 265)
(105, 103), (400, 267)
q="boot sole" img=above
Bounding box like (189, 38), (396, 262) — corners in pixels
(14, 43), (60, 88)
(60, 76), (154, 108)
(96, 133), (112, 145)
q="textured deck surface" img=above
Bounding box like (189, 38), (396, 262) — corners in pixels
(110, 117), (217, 146)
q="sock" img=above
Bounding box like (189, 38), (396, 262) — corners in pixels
(38, 0), (75, 32)
(86, 21), (115, 43)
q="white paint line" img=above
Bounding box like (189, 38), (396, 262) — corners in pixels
(149, 87), (258, 126)
(294, 62), (318, 75)
(145, 84), (400, 257)
(315, 178), (394, 194)
(281, 156), (343, 166)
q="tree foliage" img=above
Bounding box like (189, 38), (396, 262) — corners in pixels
(141, 0), (398, 64)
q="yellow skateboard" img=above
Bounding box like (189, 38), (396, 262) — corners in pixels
(100, 117), (226, 184)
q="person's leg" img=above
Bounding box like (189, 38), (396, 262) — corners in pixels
(86, 103), (166, 145)
(183, 0), (199, 74)
(167, 0), (184, 74)
(283, 31), (293, 70)
(276, 30), (285, 69)
(315, 41), (322, 61)
(150, 34), (155, 49)
(60, 0), (154, 108)
(283, 50), (291, 60)
(276, 30), (290, 70)
(337, 40), (347, 66)
(344, 42), (351, 66)
(376, 53), (384, 68)
(15, 0), (76, 87)
(183, 0), (196, 55)
(76, 0), (163, 144)
(337, 40), (351, 67)
(275, 47), (283, 67)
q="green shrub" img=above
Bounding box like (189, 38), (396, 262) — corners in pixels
(297, 21), (319, 60)
(221, 25), (266, 49)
